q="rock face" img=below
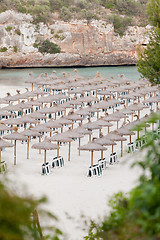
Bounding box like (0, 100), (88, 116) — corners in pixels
(0, 10), (149, 68)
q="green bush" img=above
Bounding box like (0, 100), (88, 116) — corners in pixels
(106, 14), (133, 36)
(5, 26), (12, 32)
(15, 29), (21, 35)
(34, 39), (61, 54)
(0, 47), (7, 52)
(13, 46), (18, 53)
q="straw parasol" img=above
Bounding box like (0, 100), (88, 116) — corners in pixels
(3, 127), (28, 165)
(39, 105), (65, 120)
(0, 137), (13, 163)
(94, 136), (117, 158)
(32, 139), (59, 165)
(25, 72), (36, 91)
(62, 128), (84, 157)
(117, 127), (135, 144)
(21, 128), (41, 159)
(105, 131), (127, 157)
(31, 124), (52, 154)
(0, 122), (11, 131)
(49, 133), (72, 161)
(78, 140), (107, 166)
(43, 119), (62, 135)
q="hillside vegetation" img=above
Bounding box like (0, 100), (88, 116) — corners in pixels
(0, 0), (148, 36)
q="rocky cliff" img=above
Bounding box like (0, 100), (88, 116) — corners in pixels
(0, 10), (149, 68)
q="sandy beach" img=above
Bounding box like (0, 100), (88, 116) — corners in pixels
(0, 83), (156, 240)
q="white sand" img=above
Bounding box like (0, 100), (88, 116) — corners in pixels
(0, 84), (154, 240)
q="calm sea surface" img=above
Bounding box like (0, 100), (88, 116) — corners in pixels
(0, 66), (140, 86)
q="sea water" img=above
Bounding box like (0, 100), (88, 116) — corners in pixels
(0, 66), (140, 86)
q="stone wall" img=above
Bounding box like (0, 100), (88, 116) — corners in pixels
(0, 10), (150, 68)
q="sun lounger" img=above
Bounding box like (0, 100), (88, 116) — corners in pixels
(42, 162), (50, 175)
(88, 163), (102, 177)
(98, 158), (107, 170)
(109, 152), (117, 164)
(0, 161), (7, 173)
(127, 142), (135, 153)
(52, 156), (64, 168)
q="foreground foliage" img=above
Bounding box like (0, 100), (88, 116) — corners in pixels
(137, 0), (160, 84)
(0, 179), (62, 240)
(85, 113), (160, 239)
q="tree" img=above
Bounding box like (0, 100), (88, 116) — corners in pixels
(85, 113), (160, 240)
(137, 0), (160, 84)
(0, 180), (62, 240)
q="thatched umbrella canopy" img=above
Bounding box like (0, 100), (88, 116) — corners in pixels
(2, 93), (15, 102)
(128, 103), (149, 119)
(43, 120), (62, 137)
(105, 131), (127, 157)
(36, 95), (57, 104)
(95, 118), (113, 133)
(62, 128), (84, 157)
(78, 141), (107, 166)
(65, 113), (84, 128)
(21, 128), (41, 159)
(3, 127), (28, 165)
(55, 116), (73, 132)
(0, 110), (11, 117)
(78, 96), (99, 103)
(0, 98), (9, 104)
(3, 104), (23, 113)
(143, 96), (160, 111)
(32, 139), (59, 165)
(0, 123), (11, 131)
(0, 137), (13, 163)
(29, 112), (47, 120)
(20, 115), (37, 129)
(25, 72), (37, 91)
(49, 133), (72, 160)
(3, 118), (23, 126)
(94, 136), (117, 157)
(117, 127), (135, 143)
(39, 104), (65, 120)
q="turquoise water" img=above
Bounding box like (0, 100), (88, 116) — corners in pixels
(0, 66), (140, 86)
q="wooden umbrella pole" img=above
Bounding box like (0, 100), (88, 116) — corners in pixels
(89, 133), (91, 142)
(152, 122), (154, 131)
(55, 113), (56, 120)
(112, 145), (114, 154)
(138, 110), (140, 119)
(121, 141), (123, 157)
(78, 138), (80, 156)
(61, 127), (63, 133)
(108, 126), (110, 134)
(57, 141), (59, 157)
(113, 106), (114, 113)
(130, 135), (132, 144)
(97, 111), (99, 119)
(68, 141), (71, 161)
(117, 120), (119, 129)
(39, 136), (41, 154)
(27, 137), (29, 159)
(91, 150), (93, 166)
(14, 140), (16, 165)
(101, 150), (103, 160)
(99, 128), (101, 138)
(137, 130), (140, 139)
(132, 113), (133, 121)
(44, 150), (47, 165)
